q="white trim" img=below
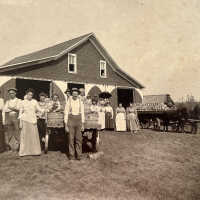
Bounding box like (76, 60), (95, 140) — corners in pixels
(13, 76), (52, 82)
(89, 37), (144, 89)
(116, 86), (134, 89)
(1, 75), (135, 90)
(89, 38), (139, 87)
(0, 76), (12, 87)
(55, 33), (93, 59)
(0, 33), (93, 70)
(0, 32), (144, 88)
(68, 53), (77, 74)
(99, 60), (107, 78)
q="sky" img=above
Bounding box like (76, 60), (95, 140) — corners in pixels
(0, 0), (200, 101)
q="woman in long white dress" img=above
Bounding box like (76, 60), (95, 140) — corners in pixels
(115, 103), (126, 131)
(19, 89), (45, 157)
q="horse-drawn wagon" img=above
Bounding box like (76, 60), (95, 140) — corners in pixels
(136, 95), (199, 134)
(136, 94), (180, 131)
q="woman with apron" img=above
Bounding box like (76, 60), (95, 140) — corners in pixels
(126, 103), (140, 134)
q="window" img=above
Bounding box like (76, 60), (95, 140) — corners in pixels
(100, 60), (107, 78)
(68, 53), (77, 73)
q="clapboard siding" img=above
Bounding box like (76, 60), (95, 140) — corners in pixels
(2, 40), (132, 87)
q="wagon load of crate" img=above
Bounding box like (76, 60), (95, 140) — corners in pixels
(135, 94), (177, 129)
(135, 94), (176, 113)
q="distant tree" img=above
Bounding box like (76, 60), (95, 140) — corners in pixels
(192, 104), (200, 119)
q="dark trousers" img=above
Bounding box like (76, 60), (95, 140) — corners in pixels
(4, 113), (20, 151)
(67, 114), (82, 158)
(37, 119), (46, 149)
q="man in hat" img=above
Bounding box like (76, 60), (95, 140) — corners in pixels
(2, 88), (21, 151)
(64, 88), (85, 160)
(64, 89), (71, 102)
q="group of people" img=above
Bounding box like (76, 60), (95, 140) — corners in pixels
(115, 103), (140, 133)
(0, 87), (140, 160)
(0, 88), (63, 156)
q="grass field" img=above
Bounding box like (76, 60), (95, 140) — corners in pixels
(0, 130), (200, 200)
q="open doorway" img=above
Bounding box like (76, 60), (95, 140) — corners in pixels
(117, 88), (133, 108)
(16, 78), (50, 101)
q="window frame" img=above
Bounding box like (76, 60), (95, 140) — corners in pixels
(68, 53), (77, 74)
(100, 60), (107, 78)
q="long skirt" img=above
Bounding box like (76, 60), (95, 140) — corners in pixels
(19, 120), (41, 157)
(98, 112), (105, 130)
(105, 112), (114, 129)
(116, 113), (126, 131)
(129, 114), (139, 131)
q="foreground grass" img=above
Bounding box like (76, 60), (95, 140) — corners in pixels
(0, 130), (200, 200)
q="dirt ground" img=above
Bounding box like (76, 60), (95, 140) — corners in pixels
(0, 130), (200, 200)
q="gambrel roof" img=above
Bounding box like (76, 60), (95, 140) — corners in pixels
(0, 33), (144, 89)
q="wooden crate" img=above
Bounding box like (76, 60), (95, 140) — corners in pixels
(84, 112), (101, 129)
(47, 112), (64, 128)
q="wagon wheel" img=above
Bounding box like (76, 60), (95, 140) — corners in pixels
(44, 128), (50, 154)
(183, 122), (193, 134)
(141, 120), (150, 129)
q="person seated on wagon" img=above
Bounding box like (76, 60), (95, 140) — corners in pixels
(51, 94), (62, 112)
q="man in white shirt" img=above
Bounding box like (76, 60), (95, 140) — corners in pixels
(2, 88), (21, 151)
(64, 88), (85, 160)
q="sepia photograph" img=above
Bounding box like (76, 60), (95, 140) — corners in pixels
(0, 0), (200, 199)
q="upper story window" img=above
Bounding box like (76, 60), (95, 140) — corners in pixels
(68, 53), (77, 73)
(100, 60), (107, 78)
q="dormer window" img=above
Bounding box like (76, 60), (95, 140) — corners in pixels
(68, 53), (77, 73)
(100, 60), (107, 78)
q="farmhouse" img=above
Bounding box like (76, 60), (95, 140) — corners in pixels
(0, 33), (144, 112)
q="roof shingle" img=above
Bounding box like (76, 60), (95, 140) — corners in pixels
(2, 33), (92, 67)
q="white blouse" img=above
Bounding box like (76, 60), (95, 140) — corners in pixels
(19, 99), (44, 124)
(64, 97), (85, 124)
